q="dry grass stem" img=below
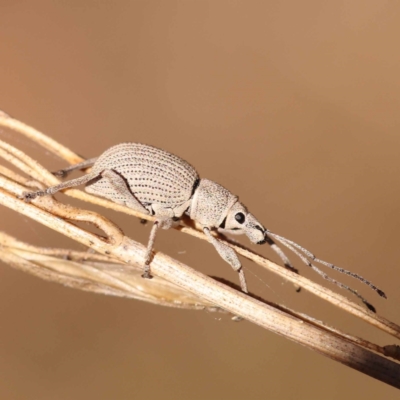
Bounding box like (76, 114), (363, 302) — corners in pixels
(0, 231), (219, 310)
(0, 111), (399, 388)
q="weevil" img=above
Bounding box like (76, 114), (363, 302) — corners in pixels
(23, 142), (386, 311)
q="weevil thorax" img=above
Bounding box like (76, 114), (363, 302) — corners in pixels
(189, 179), (266, 244)
(189, 179), (237, 227)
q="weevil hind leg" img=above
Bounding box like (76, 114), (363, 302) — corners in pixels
(86, 169), (150, 214)
(53, 158), (98, 178)
(203, 227), (248, 293)
(22, 171), (100, 201)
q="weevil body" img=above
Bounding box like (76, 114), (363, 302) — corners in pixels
(24, 142), (386, 309)
(24, 143), (265, 292)
(86, 143), (199, 219)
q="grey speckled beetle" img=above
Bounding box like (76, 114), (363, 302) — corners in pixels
(23, 142), (386, 311)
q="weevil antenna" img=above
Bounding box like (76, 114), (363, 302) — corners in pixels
(264, 230), (386, 310)
(263, 234), (298, 273)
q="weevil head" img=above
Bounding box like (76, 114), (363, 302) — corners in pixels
(189, 179), (266, 243)
(218, 201), (266, 244)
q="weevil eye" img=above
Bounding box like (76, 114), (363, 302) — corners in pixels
(235, 212), (245, 224)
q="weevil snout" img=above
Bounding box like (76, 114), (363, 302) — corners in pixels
(219, 201), (266, 244)
(244, 212), (267, 244)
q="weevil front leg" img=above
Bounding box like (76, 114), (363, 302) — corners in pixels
(203, 227), (248, 293)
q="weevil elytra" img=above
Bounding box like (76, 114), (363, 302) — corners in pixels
(23, 142), (386, 311)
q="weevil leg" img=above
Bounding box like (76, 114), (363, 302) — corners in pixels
(142, 206), (177, 278)
(21, 171), (100, 201)
(89, 169), (150, 214)
(142, 217), (174, 279)
(150, 205), (178, 229)
(53, 158), (98, 178)
(203, 227), (248, 293)
(142, 220), (161, 278)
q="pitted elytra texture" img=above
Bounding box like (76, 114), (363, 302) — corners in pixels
(87, 143), (199, 214)
(23, 142), (386, 308)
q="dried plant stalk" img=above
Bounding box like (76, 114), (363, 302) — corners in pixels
(0, 111), (399, 388)
(0, 231), (221, 310)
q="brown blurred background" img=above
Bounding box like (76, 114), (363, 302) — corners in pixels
(0, 1), (399, 399)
